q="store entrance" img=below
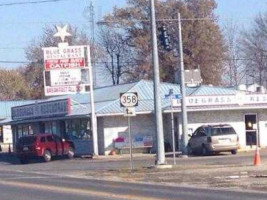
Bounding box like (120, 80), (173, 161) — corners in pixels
(245, 114), (257, 147)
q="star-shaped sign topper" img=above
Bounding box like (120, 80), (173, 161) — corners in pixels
(53, 25), (71, 42)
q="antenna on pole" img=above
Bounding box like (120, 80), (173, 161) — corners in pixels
(88, 0), (96, 86)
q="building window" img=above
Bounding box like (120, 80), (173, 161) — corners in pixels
(65, 119), (91, 140)
(17, 124), (33, 139)
(0, 126), (3, 143)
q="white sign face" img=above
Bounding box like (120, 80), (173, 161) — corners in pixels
(44, 85), (90, 96)
(50, 69), (81, 86)
(43, 45), (85, 61)
(172, 93), (267, 107)
(120, 92), (138, 107)
(124, 107), (136, 117)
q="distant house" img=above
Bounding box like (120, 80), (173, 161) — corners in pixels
(176, 69), (202, 87)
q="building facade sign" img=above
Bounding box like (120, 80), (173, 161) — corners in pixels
(12, 99), (71, 120)
(172, 94), (267, 107)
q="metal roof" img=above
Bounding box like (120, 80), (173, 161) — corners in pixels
(189, 85), (237, 96)
(2, 80), (244, 122)
(0, 100), (36, 119)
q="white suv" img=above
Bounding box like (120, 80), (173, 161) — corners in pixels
(188, 124), (239, 155)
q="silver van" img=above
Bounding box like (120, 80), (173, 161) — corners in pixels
(188, 124), (239, 155)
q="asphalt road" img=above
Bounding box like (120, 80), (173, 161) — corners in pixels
(0, 170), (267, 200)
(0, 150), (267, 199)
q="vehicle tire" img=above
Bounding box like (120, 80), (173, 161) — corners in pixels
(201, 145), (209, 156)
(67, 147), (75, 159)
(43, 150), (52, 162)
(19, 157), (28, 164)
(187, 144), (193, 155)
(231, 149), (237, 155)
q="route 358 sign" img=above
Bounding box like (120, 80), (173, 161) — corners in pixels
(120, 92), (138, 107)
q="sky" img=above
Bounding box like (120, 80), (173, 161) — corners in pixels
(0, 0), (266, 69)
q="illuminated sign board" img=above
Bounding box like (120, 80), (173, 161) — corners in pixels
(43, 44), (91, 96)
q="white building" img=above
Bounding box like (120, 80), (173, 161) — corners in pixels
(6, 80), (267, 155)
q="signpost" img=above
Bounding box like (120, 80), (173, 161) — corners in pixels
(165, 89), (181, 165)
(120, 92), (138, 171)
(42, 25), (98, 155)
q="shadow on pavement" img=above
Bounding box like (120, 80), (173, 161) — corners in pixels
(0, 152), (20, 165)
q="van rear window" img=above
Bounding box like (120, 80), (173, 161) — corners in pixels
(18, 136), (37, 145)
(210, 127), (236, 136)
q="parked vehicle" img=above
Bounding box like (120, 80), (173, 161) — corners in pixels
(16, 133), (75, 164)
(188, 124), (239, 155)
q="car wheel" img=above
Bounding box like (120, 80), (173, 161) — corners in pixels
(19, 157), (28, 164)
(231, 149), (237, 155)
(67, 147), (75, 159)
(43, 150), (52, 162)
(201, 145), (209, 156)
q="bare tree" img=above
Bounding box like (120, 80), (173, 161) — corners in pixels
(98, 27), (135, 85)
(223, 21), (245, 86)
(240, 13), (267, 86)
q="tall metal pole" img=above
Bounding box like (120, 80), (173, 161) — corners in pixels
(88, 45), (98, 156)
(149, 0), (165, 165)
(178, 13), (189, 155)
(89, 1), (97, 86)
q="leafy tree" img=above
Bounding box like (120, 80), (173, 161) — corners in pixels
(103, 0), (225, 85)
(22, 25), (91, 99)
(0, 68), (30, 100)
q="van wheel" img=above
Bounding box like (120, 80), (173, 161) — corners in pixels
(231, 150), (237, 155)
(67, 147), (75, 159)
(43, 150), (52, 162)
(201, 145), (209, 156)
(187, 144), (193, 155)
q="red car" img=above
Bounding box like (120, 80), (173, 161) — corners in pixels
(16, 133), (75, 164)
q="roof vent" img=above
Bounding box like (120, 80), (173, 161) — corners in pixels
(238, 84), (247, 91)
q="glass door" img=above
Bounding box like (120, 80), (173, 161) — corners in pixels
(245, 114), (257, 147)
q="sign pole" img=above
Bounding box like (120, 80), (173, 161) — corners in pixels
(171, 96), (176, 165)
(128, 115), (133, 171)
(87, 45), (98, 156)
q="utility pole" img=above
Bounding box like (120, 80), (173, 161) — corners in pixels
(149, 0), (165, 165)
(177, 13), (189, 155)
(89, 1), (97, 86)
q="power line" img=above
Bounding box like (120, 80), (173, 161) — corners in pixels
(1, 57), (267, 65)
(0, 0), (77, 7)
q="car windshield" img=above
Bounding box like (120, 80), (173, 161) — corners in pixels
(18, 136), (37, 145)
(210, 127), (236, 136)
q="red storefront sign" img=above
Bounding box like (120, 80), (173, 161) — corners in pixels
(45, 58), (85, 70)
